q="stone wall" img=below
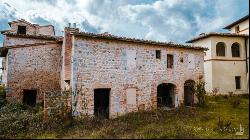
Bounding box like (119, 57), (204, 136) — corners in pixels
(44, 90), (71, 118)
(70, 37), (204, 118)
(9, 21), (36, 35)
(37, 25), (55, 36)
(9, 20), (55, 36)
(5, 43), (61, 103)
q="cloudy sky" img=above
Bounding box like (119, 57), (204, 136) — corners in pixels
(0, 0), (249, 45)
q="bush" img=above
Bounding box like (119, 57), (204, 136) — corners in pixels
(214, 117), (232, 132)
(0, 84), (7, 108)
(0, 102), (44, 138)
(174, 125), (198, 139)
(230, 97), (241, 108)
(194, 80), (206, 107)
(240, 94), (249, 99)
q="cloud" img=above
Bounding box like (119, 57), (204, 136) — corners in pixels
(0, 0), (249, 44)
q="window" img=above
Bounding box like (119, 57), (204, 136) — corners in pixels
(156, 50), (161, 59)
(235, 25), (240, 33)
(167, 54), (173, 68)
(235, 76), (241, 89)
(216, 42), (226, 56)
(126, 88), (136, 105)
(231, 43), (240, 57)
(17, 26), (26, 34)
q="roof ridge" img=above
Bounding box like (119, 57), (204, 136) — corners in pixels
(72, 31), (208, 50)
(4, 42), (59, 48)
(186, 32), (249, 43)
(3, 32), (63, 41)
(223, 14), (249, 29)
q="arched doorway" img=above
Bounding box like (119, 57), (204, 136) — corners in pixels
(184, 80), (195, 106)
(157, 83), (175, 108)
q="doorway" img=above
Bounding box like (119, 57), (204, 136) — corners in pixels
(157, 83), (175, 108)
(184, 80), (195, 106)
(94, 88), (110, 119)
(23, 89), (37, 107)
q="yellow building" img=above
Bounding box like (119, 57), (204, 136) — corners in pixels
(187, 15), (249, 95)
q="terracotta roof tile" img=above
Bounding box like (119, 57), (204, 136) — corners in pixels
(223, 15), (249, 29)
(72, 32), (208, 51)
(186, 32), (249, 43)
(3, 32), (63, 42)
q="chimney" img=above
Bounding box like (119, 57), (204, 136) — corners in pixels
(73, 23), (76, 28)
(68, 23), (71, 28)
(62, 25), (79, 82)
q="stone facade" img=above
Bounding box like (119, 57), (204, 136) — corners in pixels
(7, 19), (55, 36)
(1, 19), (206, 118)
(69, 36), (204, 118)
(44, 90), (71, 118)
(1, 19), (62, 103)
(4, 42), (61, 102)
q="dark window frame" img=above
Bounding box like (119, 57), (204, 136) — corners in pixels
(156, 50), (161, 59)
(235, 76), (241, 89)
(231, 43), (240, 57)
(216, 42), (226, 56)
(167, 54), (174, 68)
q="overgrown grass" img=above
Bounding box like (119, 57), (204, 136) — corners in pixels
(0, 95), (249, 139)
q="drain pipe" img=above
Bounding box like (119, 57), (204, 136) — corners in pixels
(245, 37), (249, 94)
(245, 37), (248, 73)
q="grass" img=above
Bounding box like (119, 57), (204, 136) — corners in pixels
(1, 95), (249, 139)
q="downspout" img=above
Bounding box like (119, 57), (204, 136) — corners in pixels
(245, 37), (249, 94)
(245, 37), (248, 73)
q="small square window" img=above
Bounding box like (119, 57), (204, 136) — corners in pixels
(167, 54), (173, 68)
(156, 50), (161, 59)
(17, 26), (26, 34)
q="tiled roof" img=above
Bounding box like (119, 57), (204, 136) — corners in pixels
(72, 32), (208, 51)
(4, 42), (61, 49)
(3, 32), (63, 42)
(223, 15), (249, 29)
(186, 32), (249, 43)
(0, 42), (61, 57)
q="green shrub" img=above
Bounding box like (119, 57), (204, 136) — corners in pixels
(230, 97), (241, 108)
(0, 84), (6, 99)
(174, 125), (198, 139)
(0, 102), (44, 138)
(214, 117), (232, 132)
(0, 84), (7, 108)
(240, 94), (249, 99)
(194, 80), (207, 107)
(222, 94), (229, 99)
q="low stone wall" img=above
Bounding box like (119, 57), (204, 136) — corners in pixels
(44, 90), (71, 119)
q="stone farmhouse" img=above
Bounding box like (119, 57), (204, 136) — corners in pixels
(0, 19), (206, 118)
(187, 15), (249, 95)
